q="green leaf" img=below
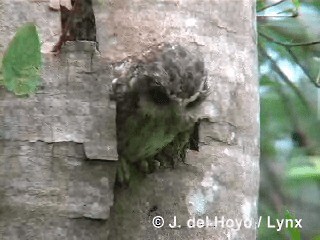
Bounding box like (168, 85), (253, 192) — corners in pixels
(285, 211), (301, 240)
(1, 23), (41, 95)
(286, 165), (320, 181)
(257, 0), (266, 11)
(312, 235), (320, 240)
(292, 0), (301, 9)
(260, 75), (280, 87)
(287, 156), (320, 180)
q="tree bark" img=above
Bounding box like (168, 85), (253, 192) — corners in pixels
(0, 2), (117, 239)
(0, 0), (259, 240)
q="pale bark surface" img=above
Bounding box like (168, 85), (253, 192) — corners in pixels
(0, 0), (259, 240)
(0, 2), (117, 239)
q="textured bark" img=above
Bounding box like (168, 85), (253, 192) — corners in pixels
(0, 0), (259, 240)
(0, 2), (117, 239)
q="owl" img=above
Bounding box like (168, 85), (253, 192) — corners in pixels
(111, 43), (208, 184)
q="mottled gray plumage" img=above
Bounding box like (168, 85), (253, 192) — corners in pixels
(111, 43), (208, 184)
(112, 43), (208, 106)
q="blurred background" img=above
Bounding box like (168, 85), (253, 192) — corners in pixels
(257, 0), (320, 239)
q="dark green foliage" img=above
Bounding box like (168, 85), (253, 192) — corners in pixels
(285, 211), (301, 240)
(258, 1), (320, 239)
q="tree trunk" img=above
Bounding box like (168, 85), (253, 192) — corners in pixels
(0, 0), (259, 240)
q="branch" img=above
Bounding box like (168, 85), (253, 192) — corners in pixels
(259, 32), (320, 88)
(286, 47), (320, 88)
(257, 0), (287, 13)
(258, 44), (312, 112)
(259, 31), (320, 47)
(257, 12), (299, 19)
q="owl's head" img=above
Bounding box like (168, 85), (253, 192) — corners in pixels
(111, 43), (209, 109)
(136, 43), (209, 108)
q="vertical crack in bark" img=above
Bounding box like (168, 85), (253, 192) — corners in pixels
(189, 121), (200, 151)
(52, 0), (97, 52)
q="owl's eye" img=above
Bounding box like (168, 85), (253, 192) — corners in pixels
(148, 88), (170, 105)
